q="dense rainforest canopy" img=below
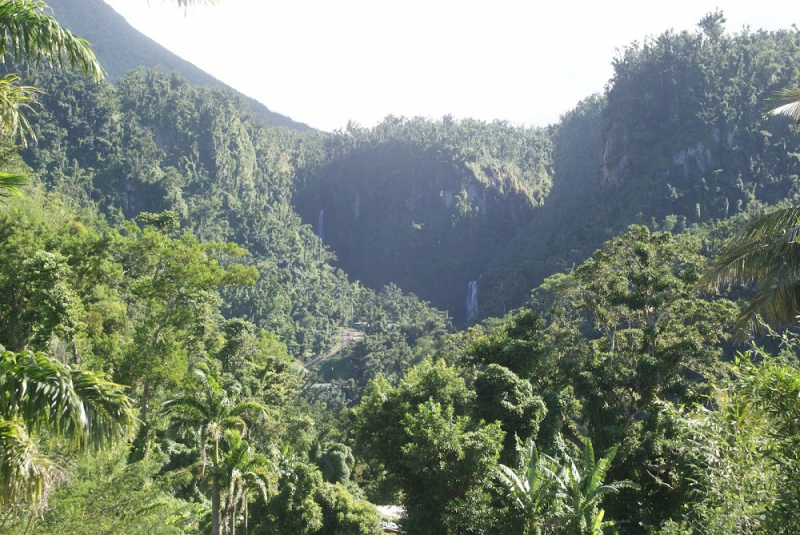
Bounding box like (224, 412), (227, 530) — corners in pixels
(1, 5), (800, 535)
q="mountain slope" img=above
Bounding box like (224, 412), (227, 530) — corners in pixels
(292, 17), (800, 322)
(19, 66), (452, 365)
(45, 0), (310, 130)
(27, 5), (800, 329)
(476, 18), (800, 318)
(293, 117), (552, 324)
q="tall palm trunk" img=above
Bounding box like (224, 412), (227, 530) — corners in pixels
(212, 476), (222, 535)
(212, 440), (222, 535)
(229, 499), (237, 535)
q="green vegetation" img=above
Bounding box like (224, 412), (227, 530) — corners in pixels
(498, 439), (639, 535)
(2, 5), (800, 534)
(294, 116), (552, 322)
(702, 205), (800, 332)
(480, 14), (800, 317)
(0, 350), (135, 516)
(0, 0), (102, 199)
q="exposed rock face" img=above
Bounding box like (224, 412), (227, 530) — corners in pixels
(602, 126), (717, 188)
(601, 123), (631, 186)
(672, 141), (714, 179)
(295, 148), (543, 324)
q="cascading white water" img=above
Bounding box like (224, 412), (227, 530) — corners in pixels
(466, 280), (478, 322)
(318, 209), (325, 244)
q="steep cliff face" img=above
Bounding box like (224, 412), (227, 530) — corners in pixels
(36, 3), (800, 329)
(600, 122), (631, 187)
(595, 20), (800, 224)
(297, 154), (541, 324)
(480, 96), (606, 318)
(480, 22), (800, 319)
(294, 121), (551, 324)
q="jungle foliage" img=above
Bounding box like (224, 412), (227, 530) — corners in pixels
(3, 7), (800, 535)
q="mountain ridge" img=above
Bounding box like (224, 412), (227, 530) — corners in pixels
(46, 0), (311, 131)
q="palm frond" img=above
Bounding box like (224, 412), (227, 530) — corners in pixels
(765, 88), (800, 123)
(70, 367), (137, 449)
(230, 400), (268, 420)
(700, 206), (800, 331)
(163, 398), (212, 422)
(0, 419), (60, 510)
(241, 470), (270, 503)
(0, 73), (40, 146)
(0, 350), (135, 450)
(0, 0), (102, 79)
(0, 171), (27, 199)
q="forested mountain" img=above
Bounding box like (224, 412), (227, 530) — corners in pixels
(35, 3), (800, 326)
(15, 10), (800, 367)
(294, 116), (552, 323)
(1, 52), (450, 533)
(19, 67), (450, 363)
(46, 0), (309, 130)
(4, 5), (800, 534)
(479, 14), (800, 317)
(293, 15), (800, 322)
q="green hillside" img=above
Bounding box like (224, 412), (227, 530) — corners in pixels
(19, 66), (450, 361)
(294, 116), (552, 323)
(4, 5), (800, 534)
(45, 4), (800, 326)
(289, 17), (800, 322)
(15, 11), (800, 361)
(479, 15), (800, 318)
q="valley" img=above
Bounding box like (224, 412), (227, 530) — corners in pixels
(1, 3), (799, 534)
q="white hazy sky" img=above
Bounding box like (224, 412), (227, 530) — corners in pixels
(103, 0), (792, 132)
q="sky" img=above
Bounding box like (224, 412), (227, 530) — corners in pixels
(102, 0), (792, 132)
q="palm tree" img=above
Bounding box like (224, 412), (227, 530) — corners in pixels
(0, 0), (102, 143)
(163, 363), (267, 535)
(0, 0), (103, 200)
(221, 429), (273, 535)
(0, 349), (136, 514)
(700, 206), (800, 332)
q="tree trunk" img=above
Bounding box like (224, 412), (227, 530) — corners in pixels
(212, 475), (222, 535)
(230, 500), (237, 535)
(212, 438), (223, 535)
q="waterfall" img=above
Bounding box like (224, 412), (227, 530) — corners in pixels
(317, 209), (325, 244)
(466, 280), (478, 323)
